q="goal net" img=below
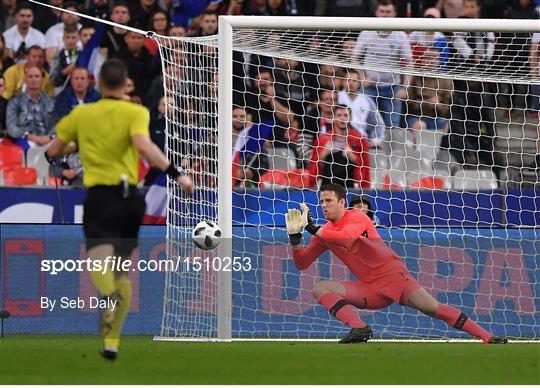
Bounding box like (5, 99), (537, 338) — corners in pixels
(156, 17), (539, 341)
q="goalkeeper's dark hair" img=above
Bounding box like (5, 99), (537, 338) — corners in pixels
(320, 183), (347, 202)
(99, 58), (127, 90)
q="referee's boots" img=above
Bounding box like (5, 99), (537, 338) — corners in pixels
(339, 325), (373, 344)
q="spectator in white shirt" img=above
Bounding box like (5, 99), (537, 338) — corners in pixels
(353, 0), (412, 129)
(44, 1), (82, 65)
(338, 68), (385, 149)
(3, 2), (45, 63)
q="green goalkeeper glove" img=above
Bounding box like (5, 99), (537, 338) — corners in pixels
(300, 203), (320, 235)
(285, 208), (307, 246)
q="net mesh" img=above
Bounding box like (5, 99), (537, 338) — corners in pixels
(157, 26), (539, 340)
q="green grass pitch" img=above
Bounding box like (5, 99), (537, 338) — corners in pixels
(0, 336), (538, 384)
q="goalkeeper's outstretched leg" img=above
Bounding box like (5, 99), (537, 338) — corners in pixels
(312, 280), (393, 343)
(404, 287), (508, 344)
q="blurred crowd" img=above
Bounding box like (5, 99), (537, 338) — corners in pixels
(0, 0), (539, 189)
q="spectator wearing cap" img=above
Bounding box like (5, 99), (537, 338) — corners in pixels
(2, 46), (54, 99)
(3, 2), (45, 63)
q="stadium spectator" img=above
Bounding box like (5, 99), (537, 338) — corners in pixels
(445, 0), (496, 167)
(349, 194), (380, 225)
(241, 68), (292, 128)
(499, 0), (538, 115)
(274, 58), (315, 117)
(44, 1), (82, 64)
(53, 67), (100, 186)
(255, 0), (289, 15)
(409, 7), (450, 67)
(129, 0), (164, 30)
(2, 46), (54, 99)
(31, 0), (63, 33)
(123, 77), (144, 105)
(353, 0), (412, 129)
(232, 105), (270, 188)
(435, 0), (464, 17)
(0, 76), (7, 136)
(338, 68), (385, 149)
(308, 104), (370, 189)
(54, 67), (100, 121)
(298, 89), (337, 167)
(168, 25), (186, 37)
(3, 2), (45, 63)
(219, 0), (252, 15)
(145, 10), (170, 55)
(451, 0), (495, 69)
(189, 10), (218, 36)
(146, 62), (187, 117)
(0, 0), (17, 32)
(405, 47), (452, 133)
(317, 64), (345, 91)
(169, 0), (222, 30)
(49, 25), (81, 90)
(322, 0), (370, 16)
(111, 31), (158, 96)
(79, 25), (96, 47)
(100, 2), (130, 58)
(0, 35), (15, 77)
(83, 0), (109, 27)
(149, 95), (166, 151)
(6, 66), (55, 150)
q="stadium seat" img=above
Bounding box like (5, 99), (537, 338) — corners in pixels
(0, 144), (23, 171)
(2, 166), (38, 186)
(451, 169), (498, 191)
(26, 146), (51, 185)
(415, 129), (446, 162)
(259, 169), (312, 189)
(410, 176), (447, 189)
(267, 147), (297, 171)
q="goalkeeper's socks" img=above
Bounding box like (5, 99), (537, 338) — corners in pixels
(435, 304), (491, 342)
(318, 292), (366, 329)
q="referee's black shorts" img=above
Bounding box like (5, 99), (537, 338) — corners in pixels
(83, 185), (146, 257)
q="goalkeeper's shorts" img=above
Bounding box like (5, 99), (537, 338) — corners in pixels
(343, 262), (422, 309)
(83, 185), (146, 257)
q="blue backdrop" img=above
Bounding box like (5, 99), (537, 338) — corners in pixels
(0, 224), (538, 338)
(1, 187), (539, 226)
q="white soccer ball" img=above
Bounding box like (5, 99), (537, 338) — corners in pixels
(192, 220), (221, 250)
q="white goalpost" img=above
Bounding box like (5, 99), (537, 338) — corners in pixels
(154, 16), (540, 342)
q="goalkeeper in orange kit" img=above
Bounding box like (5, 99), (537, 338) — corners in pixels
(286, 183), (507, 344)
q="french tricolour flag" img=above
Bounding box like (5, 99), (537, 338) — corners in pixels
(143, 172), (167, 224)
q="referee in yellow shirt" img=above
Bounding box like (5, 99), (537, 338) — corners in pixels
(46, 59), (193, 360)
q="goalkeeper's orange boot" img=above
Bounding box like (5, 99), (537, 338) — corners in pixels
(339, 325), (373, 344)
(487, 336), (508, 344)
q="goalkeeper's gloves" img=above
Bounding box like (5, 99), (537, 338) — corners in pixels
(285, 207), (307, 246)
(300, 203), (320, 235)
